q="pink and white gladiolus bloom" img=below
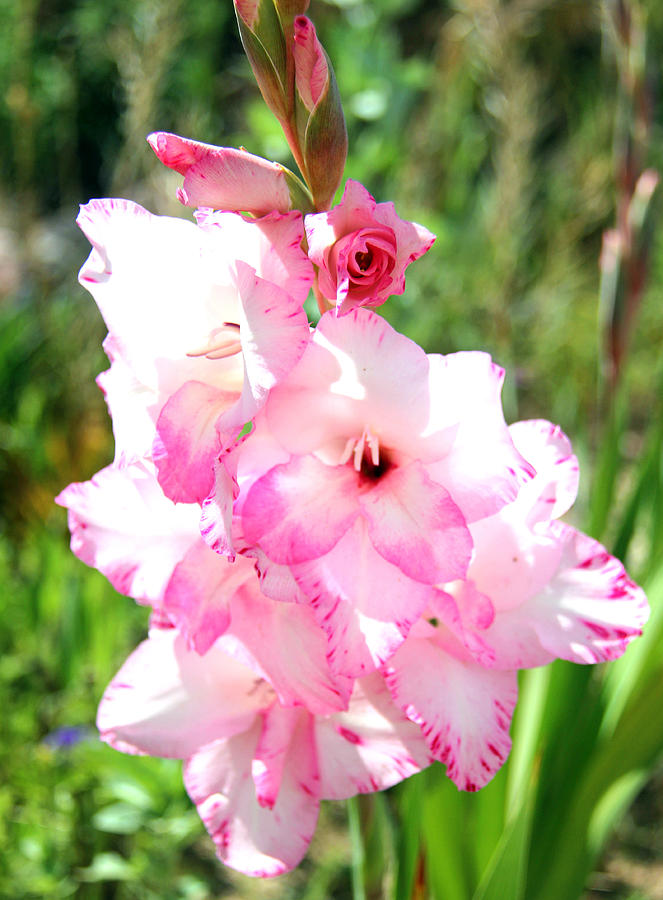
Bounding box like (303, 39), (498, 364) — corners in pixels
(56, 0), (651, 876)
(76, 198), (313, 504)
(97, 621), (430, 877)
(56, 458), (265, 654)
(305, 179), (435, 314)
(60, 147), (649, 883)
(382, 419), (649, 792)
(206, 308), (536, 677)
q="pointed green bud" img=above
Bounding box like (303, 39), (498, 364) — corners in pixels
(292, 16), (347, 210)
(234, 0), (288, 120)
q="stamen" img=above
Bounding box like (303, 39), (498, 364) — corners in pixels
(340, 427), (381, 472)
(365, 427), (380, 466)
(339, 437), (356, 466)
(353, 430), (366, 472)
(187, 323), (242, 360)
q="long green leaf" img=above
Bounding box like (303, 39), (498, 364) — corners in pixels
(472, 788), (534, 900)
(421, 767), (468, 900)
(393, 774), (424, 900)
(531, 660), (663, 900)
(348, 796), (367, 900)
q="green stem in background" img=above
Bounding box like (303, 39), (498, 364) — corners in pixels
(599, 0), (657, 398)
(393, 773), (424, 900)
(348, 796), (367, 900)
(587, 390), (627, 543)
(504, 666), (550, 820)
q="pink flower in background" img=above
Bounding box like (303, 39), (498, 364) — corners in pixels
(305, 180), (435, 314)
(204, 308), (533, 677)
(97, 622), (430, 876)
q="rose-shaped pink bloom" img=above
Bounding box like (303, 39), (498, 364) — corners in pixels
(305, 179), (435, 315)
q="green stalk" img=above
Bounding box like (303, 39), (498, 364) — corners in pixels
(348, 796), (368, 900)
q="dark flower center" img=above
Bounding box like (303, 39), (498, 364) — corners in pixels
(355, 249), (373, 271)
(358, 446), (394, 483)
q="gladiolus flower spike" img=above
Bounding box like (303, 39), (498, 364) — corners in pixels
(57, 0), (648, 880)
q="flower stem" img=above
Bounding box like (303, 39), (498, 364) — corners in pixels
(347, 796), (368, 900)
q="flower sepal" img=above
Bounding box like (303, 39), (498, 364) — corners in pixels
(235, 0), (289, 122)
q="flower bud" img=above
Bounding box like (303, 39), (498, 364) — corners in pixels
(147, 131), (313, 215)
(293, 16), (347, 211)
(234, 0), (288, 121)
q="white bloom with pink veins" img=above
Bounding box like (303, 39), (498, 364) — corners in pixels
(55, 460), (202, 605)
(207, 308), (534, 678)
(382, 419), (648, 792)
(56, 459), (325, 663)
(305, 179), (435, 314)
(77, 198), (313, 503)
(97, 624), (430, 877)
(467, 419), (648, 667)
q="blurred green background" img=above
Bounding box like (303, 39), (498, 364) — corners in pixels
(3, 0), (663, 896)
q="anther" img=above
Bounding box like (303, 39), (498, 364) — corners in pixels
(187, 323), (242, 360)
(339, 427), (380, 472)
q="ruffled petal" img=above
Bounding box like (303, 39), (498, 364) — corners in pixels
(200, 421), (290, 560)
(293, 518), (433, 677)
(467, 509), (562, 615)
(55, 461), (200, 603)
(359, 461), (472, 584)
(163, 542), (256, 654)
(242, 455), (359, 564)
(483, 523), (649, 667)
(200, 452), (241, 558)
(218, 586), (353, 714)
(384, 634), (518, 791)
(195, 209), (313, 308)
(96, 336), (157, 464)
(315, 673), (431, 799)
(265, 308), (431, 460)
(215, 263), (311, 443)
(251, 705), (302, 808)
(97, 627), (273, 758)
(422, 353), (534, 520)
(77, 198), (245, 408)
(154, 380), (240, 503)
(184, 713), (320, 877)
(508, 419), (579, 522)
